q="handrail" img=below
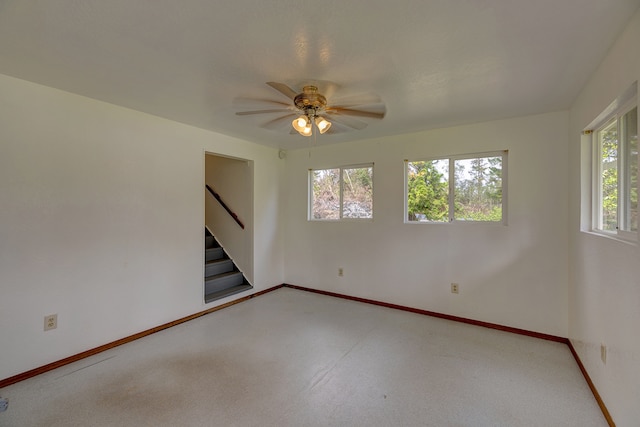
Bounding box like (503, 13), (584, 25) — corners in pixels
(205, 185), (245, 229)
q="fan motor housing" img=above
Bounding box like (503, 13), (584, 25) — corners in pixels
(294, 85), (327, 114)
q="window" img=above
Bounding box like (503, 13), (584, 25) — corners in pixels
(310, 164), (373, 220)
(405, 151), (507, 223)
(591, 97), (638, 239)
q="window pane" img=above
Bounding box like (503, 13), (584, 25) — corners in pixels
(407, 160), (449, 222)
(454, 156), (502, 221)
(342, 167), (373, 218)
(622, 107), (638, 232)
(312, 169), (340, 219)
(598, 119), (618, 232)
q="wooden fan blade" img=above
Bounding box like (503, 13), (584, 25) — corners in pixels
(266, 82), (298, 100)
(324, 112), (368, 130)
(327, 106), (386, 120)
(323, 119), (362, 134)
(324, 126), (345, 135)
(236, 108), (292, 116)
(262, 113), (297, 131)
(233, 97), (291, 108)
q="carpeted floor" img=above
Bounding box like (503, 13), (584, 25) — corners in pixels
(0, 287), (606, 426)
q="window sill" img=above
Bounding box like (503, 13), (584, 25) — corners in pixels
(309, 218), (374, 223)
(581, 230), (637, 246)
(404, 220), (507, 226)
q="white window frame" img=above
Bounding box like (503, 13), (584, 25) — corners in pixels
(308, 163), (374, 221)
(404, 150), (508, 225)
(590, 94), (638, 242)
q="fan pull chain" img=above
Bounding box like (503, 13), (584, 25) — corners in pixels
(308, 127), (317, 158)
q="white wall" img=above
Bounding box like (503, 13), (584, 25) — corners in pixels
(205, 154), (253, 281)
(0, 74), (284, 381)
(568, 9), (640, 426)
(283, 111), (569, 337)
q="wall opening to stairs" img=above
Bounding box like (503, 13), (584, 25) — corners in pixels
(204, 152), (254, 302)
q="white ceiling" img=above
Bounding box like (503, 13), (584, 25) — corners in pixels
(1, 0), (638, 150)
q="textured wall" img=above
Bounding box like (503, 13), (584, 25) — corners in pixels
(0, 74), (284, 380)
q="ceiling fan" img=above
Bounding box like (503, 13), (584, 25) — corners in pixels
(235, 82), (386, 137)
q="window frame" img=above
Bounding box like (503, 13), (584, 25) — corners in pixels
(404, 150), (508, 225)
(308, 163), (374, 221)
(590, 97), (638, 242)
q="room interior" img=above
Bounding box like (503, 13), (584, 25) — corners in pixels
(1, 1), (639, 425)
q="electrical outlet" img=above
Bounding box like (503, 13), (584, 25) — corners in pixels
(601, 344), (607, 364)
(338, 268), (344, 277)
(44, 314), (57, 331)
(451, 283), (459, 294)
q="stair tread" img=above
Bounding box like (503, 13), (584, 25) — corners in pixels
(205, 258), (231, 266)
(205, 270), (242, 282)
(204, 283), (253, 304)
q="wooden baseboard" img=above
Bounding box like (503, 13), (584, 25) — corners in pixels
(0, 284), (284, 388)
(566, 341), (616, 427)
(283, 284), (567, 343)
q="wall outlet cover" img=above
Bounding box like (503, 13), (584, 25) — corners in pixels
(44, 314), (57, 331)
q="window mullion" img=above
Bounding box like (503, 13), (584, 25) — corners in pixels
(617, 116), (624, 235)
(449, 158), (455, 222)
(339, 167), (344, 219)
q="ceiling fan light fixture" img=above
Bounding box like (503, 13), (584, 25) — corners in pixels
(315, 116), (331, 134)
(300, 122), (313, 136)
(292, 115), (310, 133)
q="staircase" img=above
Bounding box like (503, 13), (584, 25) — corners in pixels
(204, 228), (253, 303)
